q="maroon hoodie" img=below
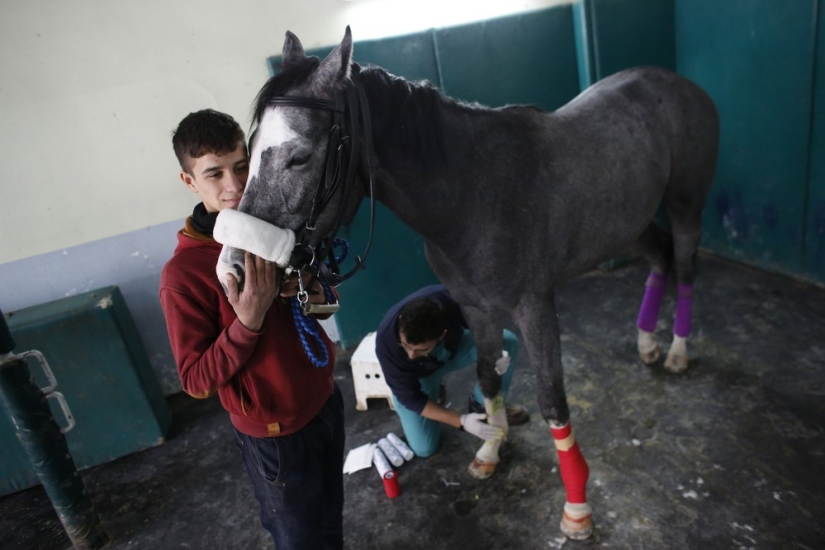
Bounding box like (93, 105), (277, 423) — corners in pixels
(159, 219), (335, 438)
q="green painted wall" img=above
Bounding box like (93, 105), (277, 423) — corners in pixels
(805, 2), (825, 282)
(675, 0), (820, 279)
(435, 7), (580, 110)
(574, 0), (676, 88)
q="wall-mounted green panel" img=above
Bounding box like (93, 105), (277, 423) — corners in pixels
(1, 287), (171, 496)
(805, 1), (825, 282)
(350, 30), (441, 84)
(574, 0), (675, 89)
(435, 6), (580, 110)
(676, 0), (818, 278)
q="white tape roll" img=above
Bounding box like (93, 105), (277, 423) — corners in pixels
(377, 438), (405, 467)
(373, 447), (392, 477)
(387, 432), (414, 461)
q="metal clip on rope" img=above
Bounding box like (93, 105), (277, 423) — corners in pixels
(297, 273), (340, 316)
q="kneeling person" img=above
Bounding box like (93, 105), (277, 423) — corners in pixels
(375, 285), (527, 469)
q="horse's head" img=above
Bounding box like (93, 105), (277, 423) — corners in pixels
(216, 27), (365, 290)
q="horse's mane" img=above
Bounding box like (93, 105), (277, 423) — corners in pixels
(358, 64), (468, 172)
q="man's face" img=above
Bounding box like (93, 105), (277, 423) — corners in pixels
(399, 330), (445, 361)
(180, 142), (249, 212)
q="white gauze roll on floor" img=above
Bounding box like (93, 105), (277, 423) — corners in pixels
(213, 209), (296, 268)
(377, 438), (404, 467)
(373, 447), (392, 477)
(387, 433), (414, 461)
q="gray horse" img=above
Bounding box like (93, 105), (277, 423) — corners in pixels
(216, 27), (719, 540)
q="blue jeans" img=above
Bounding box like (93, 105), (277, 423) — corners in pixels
(392, 329), (519, 458)
(234, 384), (345, 550)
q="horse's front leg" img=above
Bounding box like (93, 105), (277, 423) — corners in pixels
(458, 304), (508, 480)
(514, 294), (594, 540)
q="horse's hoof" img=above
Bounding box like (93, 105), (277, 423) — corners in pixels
(637, 329), (660, 365)
(506, 404), (530, 426)
(560, 511), (594, 540)
(664, 351), (688, 373)
(639, 345), (661, 365)
(468, 457), (498, 480)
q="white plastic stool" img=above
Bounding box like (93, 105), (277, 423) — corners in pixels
(350, 332), (395, 411)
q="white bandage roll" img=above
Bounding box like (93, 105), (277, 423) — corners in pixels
(373, 447), (392, 477)
(377, 438), (404, 467)
(387, 433), (415, 461)
(213, 209), (296, 268)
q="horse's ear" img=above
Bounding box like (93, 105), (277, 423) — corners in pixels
(282, 31), (306, 66)
(316, 26), (353, 89)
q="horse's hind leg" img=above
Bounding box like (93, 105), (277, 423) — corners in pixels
(663, 220), (702, 372)
(661, 170), (711, 372)
(514, 295), (593, 540)
(631, 222), (673, 364)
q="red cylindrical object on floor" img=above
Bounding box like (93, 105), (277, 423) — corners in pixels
(383, 470), (401, 498)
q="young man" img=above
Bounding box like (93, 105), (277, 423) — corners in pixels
(375, 284), (528, 458)
(159, 109), (344, 550)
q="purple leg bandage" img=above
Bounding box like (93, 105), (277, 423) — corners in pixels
(674, 283), (693, 338)
(636, 271), (667, 332)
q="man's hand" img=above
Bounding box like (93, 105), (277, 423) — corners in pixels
(279, 273), (327, 304)
(225, 252), (277, 332)
(495, 350), (511, 376)
(460, 413), (504, 441)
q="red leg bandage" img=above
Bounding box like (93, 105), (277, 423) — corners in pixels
(551, 423), (589, 504)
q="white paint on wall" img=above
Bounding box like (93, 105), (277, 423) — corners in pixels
(0, 0), (568, 264)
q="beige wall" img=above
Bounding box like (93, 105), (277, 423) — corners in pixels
(0, 0), (567, 264)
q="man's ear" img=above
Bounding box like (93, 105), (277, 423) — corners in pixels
(180, 171), (199, 194)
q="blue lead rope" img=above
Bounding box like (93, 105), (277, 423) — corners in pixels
(291, 238), (348, 368)
(291, 274), (339, 369)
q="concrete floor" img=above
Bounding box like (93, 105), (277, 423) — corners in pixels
(2, 254), (824, 550)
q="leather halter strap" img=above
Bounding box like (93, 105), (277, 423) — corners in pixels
(264, 70), (376, 287)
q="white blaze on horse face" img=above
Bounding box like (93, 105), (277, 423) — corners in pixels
(248, 107), (300, 181)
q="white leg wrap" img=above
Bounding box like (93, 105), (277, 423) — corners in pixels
(485, 395), (508, 434)
(564, 502), (592, 518)
(475, 440), (500, 463)
(476, 395), (507, 463)
(213, 209), (295, 267)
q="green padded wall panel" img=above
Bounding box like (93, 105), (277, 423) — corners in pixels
(435, 7), (580, 110)
(0, 287), (171, 496)
(573, 0), (676, 89)
(675, 0), (819, 279)
(805, 2), (825, 282)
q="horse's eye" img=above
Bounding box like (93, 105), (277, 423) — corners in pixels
(287, 153), (311, 169)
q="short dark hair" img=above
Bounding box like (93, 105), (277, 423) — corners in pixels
(172, 109), (246, 173)
(398, 298), (447, 344)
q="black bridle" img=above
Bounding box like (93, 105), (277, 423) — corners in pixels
(260, 69), (376, 288)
